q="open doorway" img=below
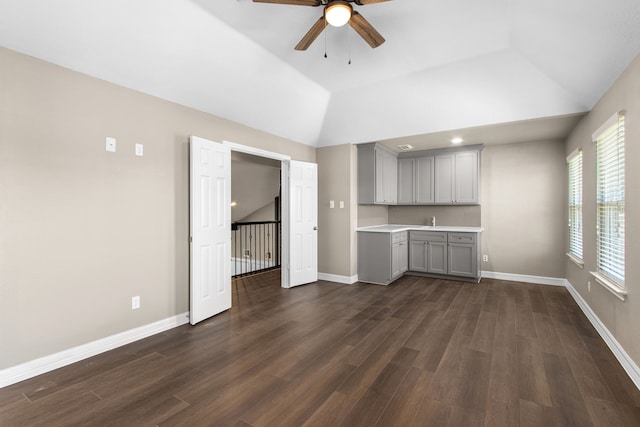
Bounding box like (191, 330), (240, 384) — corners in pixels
(190, 137), (318, 325)
(230, 151), (281, 278)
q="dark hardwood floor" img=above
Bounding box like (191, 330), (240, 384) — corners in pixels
(2, 270), (640, 426)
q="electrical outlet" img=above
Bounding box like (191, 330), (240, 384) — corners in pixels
(265, 252), (272, 259)
(106, 137), (116, 153)
(132, 296), (140, 310)
(483, 255), (489, 262)
(244, 249), (251, 257)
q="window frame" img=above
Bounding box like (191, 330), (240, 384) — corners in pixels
(590, 111), (626, 301)
(566, 148), (583, 267)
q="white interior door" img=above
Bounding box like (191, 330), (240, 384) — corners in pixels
(288, 160), (318, 287)
(189, 136), (231, 325)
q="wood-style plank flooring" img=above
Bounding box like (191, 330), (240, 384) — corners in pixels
(2, 270), (640, 426)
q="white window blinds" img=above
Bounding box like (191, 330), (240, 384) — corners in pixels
(567, 149), (583, 261)
(594, 113), (625, 287)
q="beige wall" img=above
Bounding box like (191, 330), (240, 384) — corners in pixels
(317, 144), (357, 278)
(388, 205), (481, 227)
(357, 205), (389, 227)
(565, 54), (640, 366)
(0, 47), (314, 369)
(231, 154), (280, 222)
(480, 140), (566, 278)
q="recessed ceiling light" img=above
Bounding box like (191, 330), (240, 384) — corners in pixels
(451, 137), (464, 144)
(397, 144), (414, 151)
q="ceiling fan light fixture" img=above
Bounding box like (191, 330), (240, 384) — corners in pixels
(325, 1), (352, 27)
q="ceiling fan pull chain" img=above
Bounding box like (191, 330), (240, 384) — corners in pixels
(324, 17), (328, 58)
(348, 25), (352, 64)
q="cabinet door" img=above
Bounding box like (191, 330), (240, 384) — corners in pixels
(435, 154), (454, 203)
(375, 149), (386, 203)
(415, 156), (434, 204)
(448, 243), (477, 277)
(384, 150), (398, 203)
(397, 158), (415, 204)
(427, 241), (448, 274)
(375, 148), (398, 204)
(391, 241), (401, 279)
(399, 240), (408, 274)
(455, 151), (479, 204)
(409, 240), (427, 272)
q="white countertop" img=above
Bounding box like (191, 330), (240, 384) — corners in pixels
(356, 224), (484, 233)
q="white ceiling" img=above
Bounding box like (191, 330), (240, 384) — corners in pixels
(0, 0), (638, 149)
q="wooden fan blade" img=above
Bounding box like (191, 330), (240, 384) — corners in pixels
(295, 17), (326, 50)
(253, 0), (321, 6)
(356, 0), (392, 4)
(348, 11), (385, 48)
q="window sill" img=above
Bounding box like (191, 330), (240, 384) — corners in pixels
(590, 271), (627, 301)
(566, 253), (584, 269)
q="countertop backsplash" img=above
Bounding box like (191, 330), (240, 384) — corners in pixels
(387, 205), (481, 227)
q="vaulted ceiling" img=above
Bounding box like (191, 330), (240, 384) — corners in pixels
(1, 0), (639, 150)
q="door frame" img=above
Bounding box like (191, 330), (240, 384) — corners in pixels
(223, 141), (294, 288)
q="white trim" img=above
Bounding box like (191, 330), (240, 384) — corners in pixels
(590, 271), (627, 301)
(223, 140), (291, 161)
(481, 271), (566, 286)
(564, 280), (640, 390)
(566, 147), (582, 162)
(0, 312), (190, 388)
(223, 140), (292, 289)
(592, 110), (624, 141)
(566, 253), (585, 269)
(318, 272), (358, 284)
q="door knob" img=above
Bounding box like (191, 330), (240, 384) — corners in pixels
(313, 226), (318, 230)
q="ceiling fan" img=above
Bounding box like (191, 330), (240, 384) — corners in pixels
(253, 0), (390, 50)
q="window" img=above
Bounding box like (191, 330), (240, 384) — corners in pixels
(592, 112), (625, 298)
(567, 149), (583, 265)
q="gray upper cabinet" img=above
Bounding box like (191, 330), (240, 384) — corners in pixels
(398, 156), (435, 204)
(434, 154), (455, 203)
(360, 144), (481, 206)
(454, 150), (479, 204)
(434, 149), (480, 205)
(358, 143), (397, 205)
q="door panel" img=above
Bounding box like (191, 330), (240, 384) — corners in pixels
(190, 136), (231, 325)
(289, 160), (318, 287)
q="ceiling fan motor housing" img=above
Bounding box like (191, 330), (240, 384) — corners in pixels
(324, 1), (353, 27)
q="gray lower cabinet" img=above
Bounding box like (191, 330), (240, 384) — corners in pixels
(358, 231), (407, 285)
(391, 232), (408, 279)
(409, 230), (480, 280)
(447, 232), (479, 278)
(409, 231), (448, 274)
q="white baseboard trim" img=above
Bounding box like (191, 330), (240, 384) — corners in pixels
(0, 312), (190, 388)
(564, 280), (640, 390)
(318, 272), (358, 284)
(481, 271), (566, 287)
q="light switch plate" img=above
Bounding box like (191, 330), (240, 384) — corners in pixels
(106, 137), (116, 153)
(135, 144), (143, 156)
(339, 201), (344, 209)
(329, 200), (335, 209)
